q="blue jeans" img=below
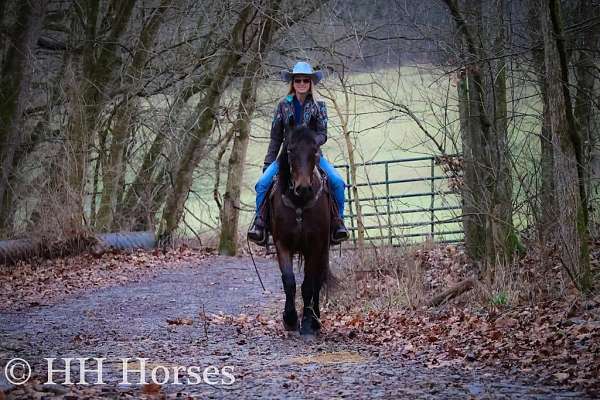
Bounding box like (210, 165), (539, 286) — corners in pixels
(255, 157), (346, 218)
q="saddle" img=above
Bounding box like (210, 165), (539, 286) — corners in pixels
(258, 167), (342, 248)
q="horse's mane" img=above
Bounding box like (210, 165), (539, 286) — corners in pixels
(276, 125), (317, 192)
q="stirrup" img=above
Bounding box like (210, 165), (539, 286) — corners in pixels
(247, 228), (266, 244)
(331, 223), (349, 244)
(247, 214), (267, 245)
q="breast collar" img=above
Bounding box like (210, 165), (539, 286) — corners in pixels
(281, 168), (325, 225)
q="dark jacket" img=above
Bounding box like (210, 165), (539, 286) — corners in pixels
(263, 93), (328, 168)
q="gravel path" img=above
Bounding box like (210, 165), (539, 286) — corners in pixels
(0, 255), (589, 399)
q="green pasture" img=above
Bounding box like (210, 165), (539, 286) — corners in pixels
(183, 66), (542, 244)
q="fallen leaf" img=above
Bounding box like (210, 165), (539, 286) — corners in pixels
(167, 318), (193, 326)
(494, 316), (518, 329)
(142, 383), (161, 395)
(553, 372), (569, 383)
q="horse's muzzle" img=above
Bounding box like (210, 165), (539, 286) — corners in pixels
(294, 184), (313, 198)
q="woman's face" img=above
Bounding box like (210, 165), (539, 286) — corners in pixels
(293, 74), (312, 95)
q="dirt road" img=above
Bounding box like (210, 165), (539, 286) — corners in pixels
(0, 255), (588, 399)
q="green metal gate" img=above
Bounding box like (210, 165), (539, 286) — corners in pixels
(334, 155), (463, 246)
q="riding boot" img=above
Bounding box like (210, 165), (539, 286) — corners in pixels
(325, 185), (349, 244)
(332, 218), (349, 244)
(247, 212), (266, 244)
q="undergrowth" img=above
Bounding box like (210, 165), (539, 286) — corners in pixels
(326, 240), (597, 313)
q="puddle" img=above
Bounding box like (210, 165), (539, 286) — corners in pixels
(288, 351), (365, 365)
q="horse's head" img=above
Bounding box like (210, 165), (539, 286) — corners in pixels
(284, 125), (319, 200)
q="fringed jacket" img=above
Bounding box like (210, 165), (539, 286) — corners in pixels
(263, 93), (328, 168)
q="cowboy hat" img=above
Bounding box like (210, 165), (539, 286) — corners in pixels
(281, 61), (324, 84)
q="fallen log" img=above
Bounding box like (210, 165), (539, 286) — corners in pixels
(427, 278), (475, 307)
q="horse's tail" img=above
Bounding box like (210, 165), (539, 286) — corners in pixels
(322, 262), (340, 304)
(324, 266), (339, 290)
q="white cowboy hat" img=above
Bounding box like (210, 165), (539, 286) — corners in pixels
(281, 61), (324, 84)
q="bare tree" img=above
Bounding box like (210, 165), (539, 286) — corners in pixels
(157, 4), (255, 244)
(217, 0), (282, 255)
(443, 0), (518, 273)
(539, 0), (591, 291)
(62, 0), (137, 232)
(95, 0), (172, 231)
(319, 67), (367, 252)
(0, 0), (48, 235)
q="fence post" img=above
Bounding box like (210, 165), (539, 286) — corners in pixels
(430, 158), (435, 240)
(345, 165), (356, 247)
(385, 162), (392, 245)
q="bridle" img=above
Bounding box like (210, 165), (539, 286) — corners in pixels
(281, 166), (325, 226)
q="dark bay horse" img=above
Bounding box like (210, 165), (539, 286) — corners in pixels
(268, 125), (331, 336)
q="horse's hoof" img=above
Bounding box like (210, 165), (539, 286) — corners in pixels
(300, 332), (317, 341)
(284, 321), (299, 331)
(283, 311), (299, 331)
(300, 327), (318, 338)
(312, 319), (322, 331)
(300, 319), (319, 336)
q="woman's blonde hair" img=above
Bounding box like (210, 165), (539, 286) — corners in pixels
(287, 79), (321, 101)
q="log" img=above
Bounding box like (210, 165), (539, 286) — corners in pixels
(427, 278), (475, 307)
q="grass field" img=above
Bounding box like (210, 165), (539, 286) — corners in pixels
(183, 65), (541, 245)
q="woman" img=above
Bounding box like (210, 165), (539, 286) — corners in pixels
(247, 61), (349, 244)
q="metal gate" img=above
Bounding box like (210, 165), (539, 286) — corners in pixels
(334, 155), (463, 246)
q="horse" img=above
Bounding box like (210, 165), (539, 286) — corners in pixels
(268, 124), (331, 336)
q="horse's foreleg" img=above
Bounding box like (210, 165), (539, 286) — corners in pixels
(277, 245), (298, 331)
(300, 272), (315, 335)
(313, 280), (321, 321)
(300, 255), (319, 336)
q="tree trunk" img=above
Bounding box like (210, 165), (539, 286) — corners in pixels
(0, 0), (48, 236)
(572, 0), (599, 235)
(482, 0), (518, 269)
(218, 0), (280, 255)
(217, 71), (258, 255)
(444, 0), (516, 270)
(344, 120), (365, 251)
(539, 80), (556, 240)
(527, 1), (556, 241)
(457, 67), (486, 261)
(217, 123), (250, 254)
(540, 0), (591, 291)
(337, 82), (365, 251)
